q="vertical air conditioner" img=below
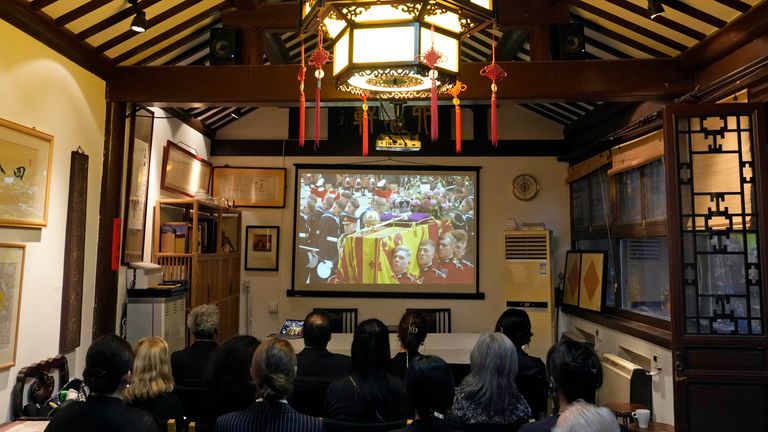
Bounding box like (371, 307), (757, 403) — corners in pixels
(126, 293), (187, 352)
(503, 230), (554, 360)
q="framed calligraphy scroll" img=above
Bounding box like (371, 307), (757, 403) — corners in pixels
(161, 140), (212, 198)
(122, 107), (154, 264)
(60, 150), (88, 353)
(0, 118), (54, 228)
(0, 243), (25, 370)
(212, 167), (286, 208)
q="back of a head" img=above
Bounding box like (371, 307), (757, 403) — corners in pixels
(351, 318), (390, 377)
(397, 311), (428, 352)
(251, 337), (297, 403)
(205, 335), (261, 404)
(188, 304), (219, 340)
(83, 334), (134, 395)
(406, 355), (455, 419)
(304, 310), (332, 348)
(495, 308), (533, 348)
(547, 341), (603, 404)
(125, 336), (174, 402)
(462, 332), (519, 413)
(554, 400), (620, 432)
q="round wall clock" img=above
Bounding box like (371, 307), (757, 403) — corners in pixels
(512, 174), (540, 201)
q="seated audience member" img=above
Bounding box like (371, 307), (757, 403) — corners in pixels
(448, 332), (531, 425)
(200, 335), (261, 428)
(216, 337), (323, 432)
(125, 337), (184, 430)
(171, 304), (219, 387)
(391, 355), (458, 432)
(45, 335), (159, 432)
(325, 318), (408, 422)
(496, 308), (547, 419)
(519, 340), (603, 432)
(554, 400), (620, 432)
(390, 311), (428, 380)
(290, 310), (351, 416)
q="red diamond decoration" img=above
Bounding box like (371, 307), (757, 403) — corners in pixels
(583, 261), (599, 300)
(567, 265), (580, 296)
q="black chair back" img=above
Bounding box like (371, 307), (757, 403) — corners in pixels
(173, 385), (209, 426)
(323, 419), (407, 432)
(406, 308), (451, 333)
(314, 308), (358, 333)
(289, 376), (332, 417)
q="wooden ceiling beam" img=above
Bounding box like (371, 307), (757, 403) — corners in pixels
(221, 2), (299, 31)
(0, 0), (113, 79)
(106, 58), (691, 105)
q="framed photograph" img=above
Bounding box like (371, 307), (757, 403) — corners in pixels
(578, 251), (606, 312)
(0, 118), (53, 228)
(563, 251), (581, 307)
(161, 140), (212, 198)
(212, 167), (286, 208)
(122, 107), (154, 264)
(289, 164), (482, 299)
(245, 226), (279, 271)
(0, 244), (25, 370)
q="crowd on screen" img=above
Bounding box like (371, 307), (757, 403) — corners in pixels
(44, 305), (622, 432)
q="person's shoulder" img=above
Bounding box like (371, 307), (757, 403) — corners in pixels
(519, 414), (558, 432)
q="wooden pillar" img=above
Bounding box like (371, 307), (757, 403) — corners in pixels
(92, 101), (127, 338)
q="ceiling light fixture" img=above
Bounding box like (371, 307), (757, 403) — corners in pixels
(648, 0), (665, 19)
(128, 0), (147, 33)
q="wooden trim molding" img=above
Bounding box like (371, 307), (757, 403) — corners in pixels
(564, 307), (672, 349)
(566, 151), (611, 183)
(607, 129), (664, 176)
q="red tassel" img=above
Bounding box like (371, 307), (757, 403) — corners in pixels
(314, 86), (321, 151)
(455, 104), (462, 154)
(491, 92), (498, 147)
(431, 79), (438, 141)
(363, 109), (369, 157)
(299, 93), (305, 148)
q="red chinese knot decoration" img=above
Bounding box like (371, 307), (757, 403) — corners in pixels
(308, 27), (331, 150)
(418, 26), (446, 142)
(447, 80), (467, 154)
(480, 34), (507, 148)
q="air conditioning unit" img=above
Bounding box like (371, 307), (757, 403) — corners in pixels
(599, 353), (652, 411)
(503, 229), (554, 360)
(126, 293), (187, 352)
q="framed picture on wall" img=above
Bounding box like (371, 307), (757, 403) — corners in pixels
(161, 140), (212, 198)
(245, 226), (279, 271)
(0, 243), (25, 370)
(212, 167), (286, 208)
(0, 118), (54, 228)
(562, 251), (581, 307)
(122, 107), (154, 264)
(578, 251), (605, 312)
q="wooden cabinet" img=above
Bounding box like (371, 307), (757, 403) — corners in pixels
(151, 199), (241, 342)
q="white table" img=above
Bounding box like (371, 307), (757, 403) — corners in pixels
(288, 333), (481, 364)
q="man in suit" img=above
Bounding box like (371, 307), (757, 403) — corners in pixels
(289, 310), (351, 416)
(171, 304), (219, 387)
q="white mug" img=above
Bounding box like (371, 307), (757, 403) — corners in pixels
(632, 408), (651, 428)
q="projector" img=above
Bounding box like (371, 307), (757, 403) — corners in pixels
(376, 133), (421, 152)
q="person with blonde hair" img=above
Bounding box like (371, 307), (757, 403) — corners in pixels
(125, 336), (184, 430)
(448, 332), (531, 426)
(216, 337), (323, 432)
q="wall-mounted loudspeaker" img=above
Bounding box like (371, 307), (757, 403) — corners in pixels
(210, 27), (239, 65)
(555, 22), (586, 60)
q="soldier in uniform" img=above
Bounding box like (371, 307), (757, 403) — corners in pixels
(315, 199), (347, 282)
(391, 245), (417, 284)
(451, 229), (475, 284)
(435, 233), (465, 284)
(416, 239), (446, 284)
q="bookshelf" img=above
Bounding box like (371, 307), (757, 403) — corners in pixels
(151, 199), (242, 342)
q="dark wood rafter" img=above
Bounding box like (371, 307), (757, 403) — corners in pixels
(264, 32), (290, 64)
(604, 0), (706, 41)
(107, 58), (692, 105)
(161, 108), (216, 139)
(96, 0), (206, 53)
(569, 0), (688, 53)
(713, 0), (752, 13)
(112, 2), (230, 65)
(211, 107), (256, 130)
(30, 0), (57, 10)
(77, 0), (164, 41)
(662, 1), (726, 28)
(583, 34), (633, 59)
(574, 14), (668, 58)
(220, 2), (300, 30)
(0, 0), (113, 79)
(135, 18), (221, 65)
(520, 104), (573, 126)
(552, 102), (587, 119)
(165, 39), (210, 65)
(55, 0), (112, 27)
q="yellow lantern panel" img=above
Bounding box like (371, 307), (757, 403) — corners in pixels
(323, 15), (347, 39)
(350, 4), (416, 23)
(423, 9), (461, 34)
(334, 30), (350, 76)
(470, 0), (492, 10)
(352, 26), (416, 64)
(420, 27), (459, 73)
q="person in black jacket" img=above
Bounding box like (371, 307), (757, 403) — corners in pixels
(171, 304), (219, 387)
(45, 334), (159, 432)
(390, 311), (428, 380)
(391, 355), (459, 432)
(325, 318), (408, 422)
(289, 310), (351, 416)
(496, 308), (548, 419)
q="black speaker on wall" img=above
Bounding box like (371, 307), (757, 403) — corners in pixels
(555, 22), (586, 60)
(210, 27), (239, 65)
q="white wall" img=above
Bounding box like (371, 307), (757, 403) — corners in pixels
(0, 20), (106, 421)
(561, 314), (675, 425)
(210, 155), (571, 338)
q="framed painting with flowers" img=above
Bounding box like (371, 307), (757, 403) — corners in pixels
(289, 164), (482, 299)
